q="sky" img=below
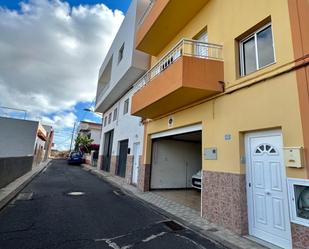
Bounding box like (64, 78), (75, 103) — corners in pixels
(0, 0), (132, 150)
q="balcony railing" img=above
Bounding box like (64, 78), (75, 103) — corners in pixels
(134, 39), (223, 91)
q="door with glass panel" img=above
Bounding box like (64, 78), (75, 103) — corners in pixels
(195, 32), (208, 57)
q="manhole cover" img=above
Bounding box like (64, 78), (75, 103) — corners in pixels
(66, 192), (85, 196)
(163, 220), (184, 231)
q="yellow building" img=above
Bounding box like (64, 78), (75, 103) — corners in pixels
(131, 0), (309, 248)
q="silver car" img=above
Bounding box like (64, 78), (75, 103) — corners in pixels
(192, 170), (202, 190)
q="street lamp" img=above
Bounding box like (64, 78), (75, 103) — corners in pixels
(83, 108), (103, 116)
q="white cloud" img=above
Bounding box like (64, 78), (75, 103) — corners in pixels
(41, 111), (77, 129)
(0, 0), (124, 116)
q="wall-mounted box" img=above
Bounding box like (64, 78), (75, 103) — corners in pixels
(287, 178), (309, 227)
(283, 147), (304, 168)
(204, 147), (217, 160)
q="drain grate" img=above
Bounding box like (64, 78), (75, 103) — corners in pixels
(163, 221), (184, 231)
(206, 228), (219, 232)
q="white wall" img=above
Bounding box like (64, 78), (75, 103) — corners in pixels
(91, 129), (101, 145)
(95, 0), (150, 113)
(0, 118), (38, 157)
(150, 139), (202, 189)
(99, 87), (144, 158)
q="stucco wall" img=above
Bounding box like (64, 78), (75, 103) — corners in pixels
(0, 118), (38, 158)
(95, 0), (150, 113)
(99, 87), (144, 160)
(90, 129), (101, 145)
(0, 156), (33, 188)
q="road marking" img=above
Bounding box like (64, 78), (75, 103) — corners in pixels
(142, 232), (166, 242)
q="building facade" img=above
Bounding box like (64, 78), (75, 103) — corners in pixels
(78, 121), (102, 145)
(0, 117), (53, 188)
(95, 0), (150, 184)
(130, 1), (309, 248)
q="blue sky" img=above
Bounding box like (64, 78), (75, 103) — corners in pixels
(0, 0), (132, 13)
(0, 0), (132, 150)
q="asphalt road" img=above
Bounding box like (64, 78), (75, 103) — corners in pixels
(0, 159), (225, 249)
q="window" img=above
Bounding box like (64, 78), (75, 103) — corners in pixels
(123, 99), (129, 115)
(108, 113), (112, 124)
(113, 108), (118, 121)
(240, 24), (275, 76)
(118, 43), (124, 64)
(104, 116), (107, 127)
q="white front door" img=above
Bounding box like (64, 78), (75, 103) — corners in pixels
(132, 142), (140, 185)
(245, 130), (291, 249)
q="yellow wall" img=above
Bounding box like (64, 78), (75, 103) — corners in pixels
(143, 0), (307, 179)
(151, 0), (294, 87)
(145, 71), (306, 178)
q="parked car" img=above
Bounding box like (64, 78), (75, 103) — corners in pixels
(67, 152), (83, 165)
(192, 170), (202, 190)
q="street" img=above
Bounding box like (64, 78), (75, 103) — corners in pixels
(0, 160), (225, 249)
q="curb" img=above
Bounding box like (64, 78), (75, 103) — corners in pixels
(81, 165), (250, 249)
(0, 160), (51, 211)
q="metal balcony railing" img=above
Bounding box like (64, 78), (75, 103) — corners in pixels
(133, 39), (223, 91)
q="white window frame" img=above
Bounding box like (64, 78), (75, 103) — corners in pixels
(240, 23), (276, 76)
(123, 99), (129, 115)
(118, 43), (125, 64)
(287, 178), (309, 227)
(113, 108), (118, 121)
(108, 113), (112, 124)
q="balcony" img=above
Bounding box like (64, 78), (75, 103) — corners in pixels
(131, 39), (224, 119)
(136, 0), (209, 55)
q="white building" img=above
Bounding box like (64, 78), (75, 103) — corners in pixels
(95, 0), (150, 185)
(78, 121), (102, 145)
(0, 117), (53, 188)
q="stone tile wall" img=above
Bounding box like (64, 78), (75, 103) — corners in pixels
(202, 170), (248, 235)
(138, 163), (150, 192)
(110, 156), (118, 175)
(292, 223), (309, 249)
(97, 155), (103, 170)
(125, 155), (133, 184)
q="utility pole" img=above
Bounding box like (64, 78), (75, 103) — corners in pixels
(69, 122), (76, 153)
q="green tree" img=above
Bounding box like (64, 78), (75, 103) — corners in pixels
(74, 134), (94, 153)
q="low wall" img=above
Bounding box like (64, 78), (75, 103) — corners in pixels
(0, 156), (33, 188)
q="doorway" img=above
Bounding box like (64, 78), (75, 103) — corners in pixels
(117, 139), (128, 177)
(102, 130), (113, 172)
(245, 130), (291, 249)
(132, 142), (140, 185)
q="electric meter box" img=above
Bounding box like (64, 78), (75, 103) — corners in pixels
(283, 147), (304, 168)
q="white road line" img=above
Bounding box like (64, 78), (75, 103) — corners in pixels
(142, 232), (166, 242)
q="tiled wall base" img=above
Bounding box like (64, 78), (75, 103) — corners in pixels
(98, 155), (103, 170)
(292, 223), (309, 249)
(125, 155), (133, 184)
(202, 170), (248, 235)
(110, 156), (118, 175)
(138, 163), (150, 192)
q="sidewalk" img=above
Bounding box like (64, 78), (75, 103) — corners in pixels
(82, 164), (271, 249)
(0, 159), (51, 210)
